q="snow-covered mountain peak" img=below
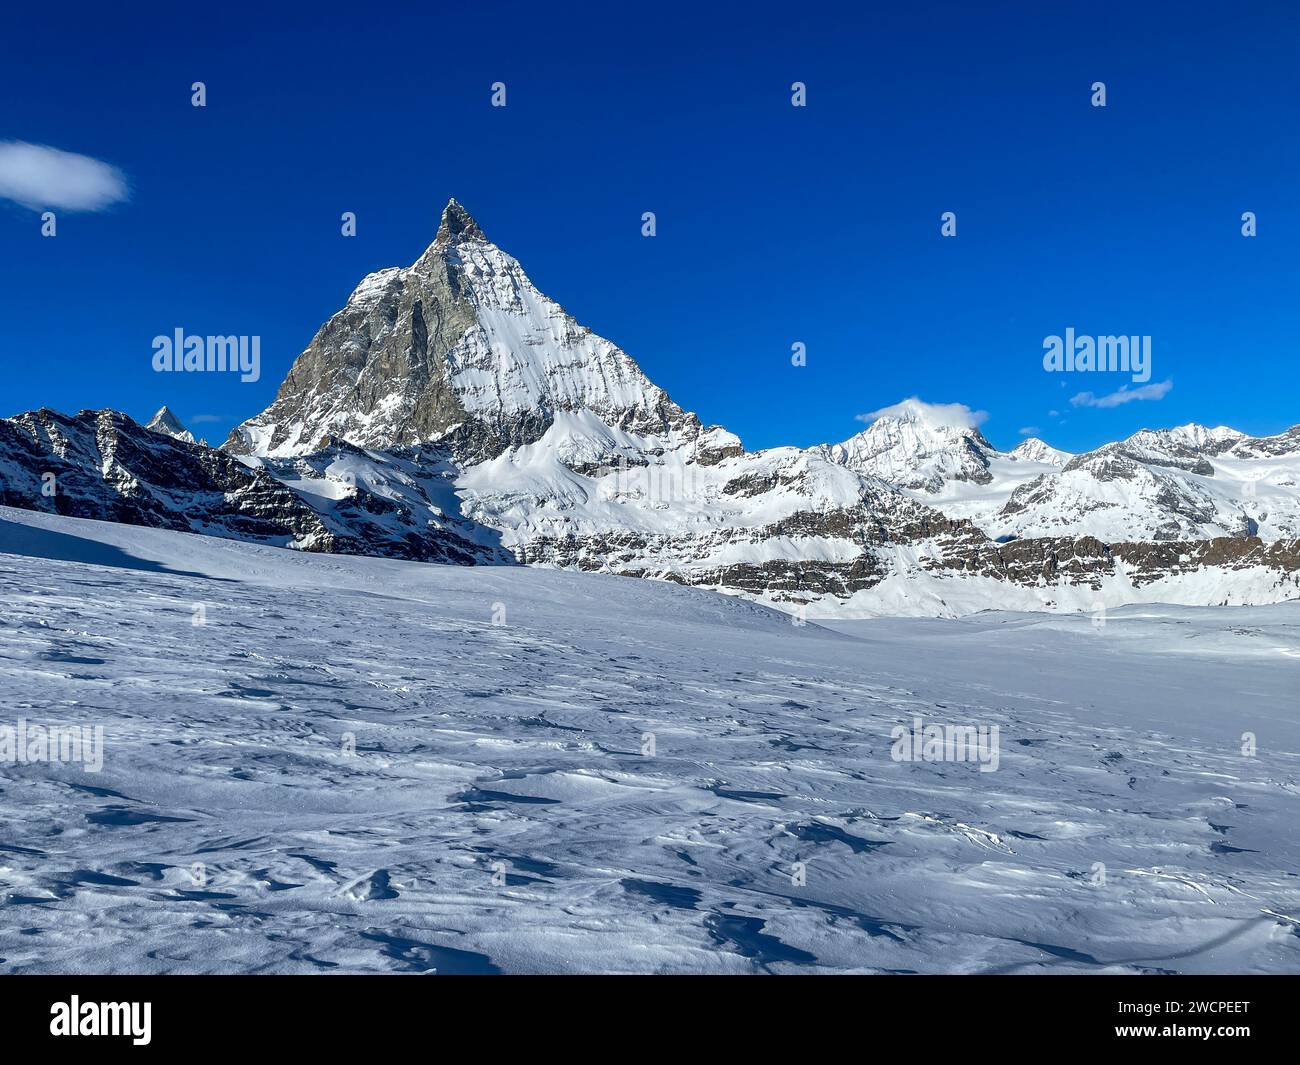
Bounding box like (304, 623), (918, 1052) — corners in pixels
(145, 406), (195, 443)
(865, 397), (982, 432)
(1125, 423), (1245, 458)
(1009, 437), (1070, 466)
(825, 400), (995, 492)
(226, 199), (701, 461)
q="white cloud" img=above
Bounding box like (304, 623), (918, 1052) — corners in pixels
(189, 414), (223, 424)
(1070, 379), (1173, 409)
(1018, 425), (1039, 436)
(857, 397), (988, 430)
(0, 141), (129, 212)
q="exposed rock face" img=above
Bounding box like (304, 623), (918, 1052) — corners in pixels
(223, 250), (480, 457)
(0, 409), (502, 565)
(507, 483), (981, 601)
(1227, 425), (1300, 459)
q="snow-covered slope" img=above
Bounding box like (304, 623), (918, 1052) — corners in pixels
(997, 425), (1300, 543)
(3, 506), (1298, 974)
(825, 410), (1069, 535)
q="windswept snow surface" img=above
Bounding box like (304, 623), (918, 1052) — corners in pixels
(1, 505), (1298, 974)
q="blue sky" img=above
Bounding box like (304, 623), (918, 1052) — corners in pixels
(2, 0), (1297, 452)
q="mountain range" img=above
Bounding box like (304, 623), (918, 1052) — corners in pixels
(3, 199), (1298, 616)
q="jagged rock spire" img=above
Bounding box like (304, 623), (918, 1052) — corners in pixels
(436, 198), (485, 243)
(146, 406), (195, 443)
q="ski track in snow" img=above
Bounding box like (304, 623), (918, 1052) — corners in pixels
(1, 507), (1298, 974)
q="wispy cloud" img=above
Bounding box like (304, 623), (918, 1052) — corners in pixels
(857, 397), (988, 429)
(1070, 379), (1173, 409)
(0, 141), (129, 212)
(1018, 425), (1039, 436)
(188, 414), (223, 424)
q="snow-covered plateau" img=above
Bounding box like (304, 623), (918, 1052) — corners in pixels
(2, 506), (1298, 974)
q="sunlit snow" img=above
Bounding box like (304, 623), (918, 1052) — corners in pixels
(2, 506), (1297, 974)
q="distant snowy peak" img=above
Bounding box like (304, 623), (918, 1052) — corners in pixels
(990, 420), (1300, 544)
(1101, 423), (1247, 475)
(146, 406), (195, 444)
(1227, 424), (1300, 459)
(225, 198), (703, 463)
(1157, 423), (1246, 453)
(807, 408), (1300, 547)
(826, 405), (996, 493)
(1009, 437), (1071, 466)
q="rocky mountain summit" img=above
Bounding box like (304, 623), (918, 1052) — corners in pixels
(3, 199), (1299, 616)
(145, 405), (197, 444)
(1008, 437), (1071, 466)
(818, 400), (999, 493)
(225, 199), (711, 469)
